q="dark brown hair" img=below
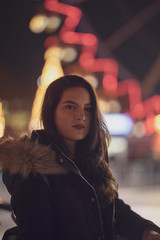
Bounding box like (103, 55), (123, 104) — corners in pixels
(41, 75), (118, 206)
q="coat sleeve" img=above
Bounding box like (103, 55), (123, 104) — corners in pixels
(115, 198), (160, 240)
(4, 172), (58, 240)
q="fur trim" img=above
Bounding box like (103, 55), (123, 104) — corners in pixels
(0, 136), (68, 177)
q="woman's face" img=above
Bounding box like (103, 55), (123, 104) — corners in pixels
(54, 87), (92, 151)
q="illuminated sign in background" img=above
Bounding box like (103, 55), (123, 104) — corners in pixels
(103, 113), (134, 136)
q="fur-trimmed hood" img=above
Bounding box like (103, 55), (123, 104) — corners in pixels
(0, 136), (68, 178)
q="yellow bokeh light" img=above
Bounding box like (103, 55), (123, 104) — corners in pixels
(40, 58), (64, 87)
(29, 58), (64, 132)
(0, 120), (5, 137)
(44, 47), (62, 61)
(29, 15), (48, 33)
(0, 102), (5, 137)
(154, 114), (160, 132)
(0, 103), (2, 115)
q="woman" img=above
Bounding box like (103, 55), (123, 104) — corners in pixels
(1, 75), (160, 240)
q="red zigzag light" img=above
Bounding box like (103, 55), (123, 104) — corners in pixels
(44, 0), (160, 134)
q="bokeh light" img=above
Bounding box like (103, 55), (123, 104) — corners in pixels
(143, 114), (155, 136)
(29, 15), (48, 33)
(99, 99), (110, 113)
(107, 100), (121, 113)
(103, 74), (118, 93)
(103, 113), (134, 135)
(154, 114), (160, 132)
(132, 121), (144, 138)
(0, 102), (5, 137)
(29, 58), (64, 131)
(40, 58), (63, 87)
(44, 46), (62, 61)
(108, 136), (128, 156)
(62, 47), (78, 63)
(84, 74), (98, 89)
(46, 15), (62, 33)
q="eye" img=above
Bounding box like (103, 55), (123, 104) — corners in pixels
(65, 105), (75, 110)
(84, 107), (92, 112)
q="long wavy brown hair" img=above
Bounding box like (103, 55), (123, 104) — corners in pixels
(41, 75), (118, 206)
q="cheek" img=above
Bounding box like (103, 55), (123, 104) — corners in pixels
(54, 112), (70, 134)
(54, 118), (64, 136)
(54, 111), (62, 130)
(55, 113), (62, 128)
(87, 114), (91, 126)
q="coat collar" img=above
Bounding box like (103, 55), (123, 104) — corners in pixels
(0, 134), (70, 178)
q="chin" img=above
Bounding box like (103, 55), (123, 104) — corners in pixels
(75, 135), (87, 141)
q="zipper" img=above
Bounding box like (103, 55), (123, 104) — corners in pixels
(61, 151), (81, 175)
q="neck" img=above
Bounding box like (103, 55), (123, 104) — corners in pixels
(65, 140), (76, 159)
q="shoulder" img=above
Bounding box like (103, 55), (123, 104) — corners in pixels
(0, 132), (67, 178)
(3, 170), (51, 199)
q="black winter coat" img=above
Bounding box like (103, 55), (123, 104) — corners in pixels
(0, 130), (160, 240)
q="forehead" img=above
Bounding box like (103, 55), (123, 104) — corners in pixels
(60, 87), (91, 103)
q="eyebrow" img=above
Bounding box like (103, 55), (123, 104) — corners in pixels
(63, 101), (92, 106)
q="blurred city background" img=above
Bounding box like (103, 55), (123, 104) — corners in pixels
(0, 0), (160, 237)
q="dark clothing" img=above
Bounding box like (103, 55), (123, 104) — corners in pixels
(1, 130), (160, 240)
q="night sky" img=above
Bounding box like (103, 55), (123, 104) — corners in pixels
(0, 0), (45, 103)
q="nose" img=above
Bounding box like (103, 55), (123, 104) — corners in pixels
(75, 108), (85, 121)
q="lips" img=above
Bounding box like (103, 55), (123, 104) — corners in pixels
(72, 124), (85, 130)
